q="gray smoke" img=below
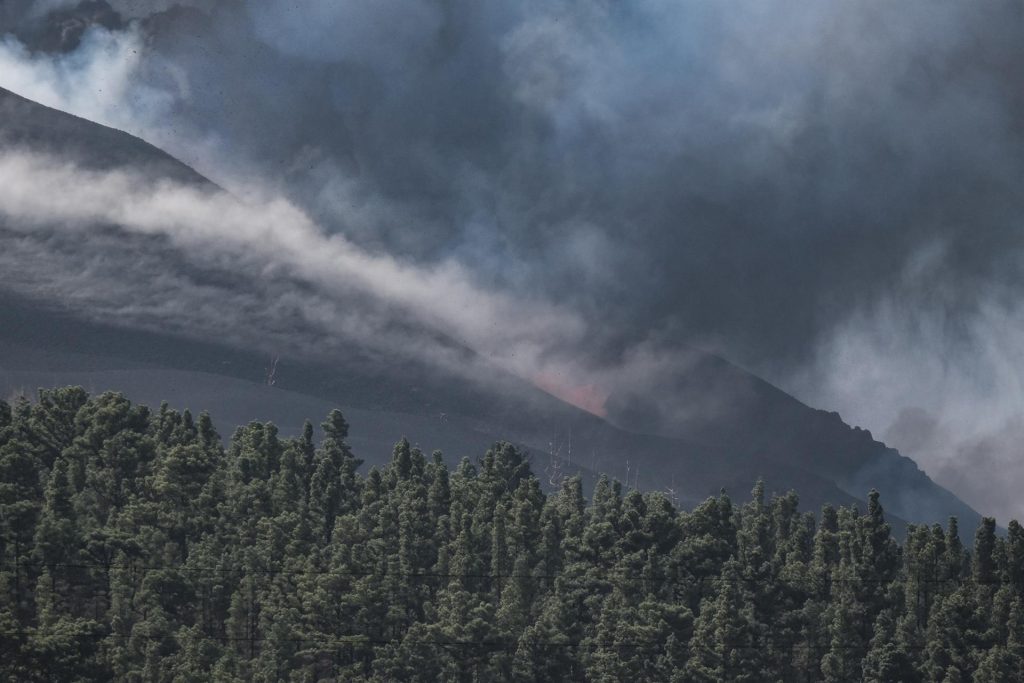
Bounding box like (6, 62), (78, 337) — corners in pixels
(1, 0), (1024, 518)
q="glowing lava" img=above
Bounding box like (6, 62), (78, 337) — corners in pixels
(532, 372), (610, 418)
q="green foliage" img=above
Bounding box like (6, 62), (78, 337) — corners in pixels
(0, 388), (1019, 681)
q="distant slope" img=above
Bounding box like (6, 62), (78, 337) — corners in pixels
(606, 352), (983, 527)
(0, 86), (986, 532)
(0, 86), (209, 185)
(0, 309), (890, 528)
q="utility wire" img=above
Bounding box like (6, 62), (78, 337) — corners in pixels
(0, 560), (996, 584)
(0, 629), (935, 652)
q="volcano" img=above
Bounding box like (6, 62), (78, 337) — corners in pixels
(0, 86), (983, 533)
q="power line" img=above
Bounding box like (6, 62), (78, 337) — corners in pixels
(0, 560), (998, 584)
(0, 629), (935, 652)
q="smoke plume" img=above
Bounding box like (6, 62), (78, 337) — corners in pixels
(1, 0), (1024, 518)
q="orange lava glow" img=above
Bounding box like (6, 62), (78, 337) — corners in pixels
(532, 372), (610, 418)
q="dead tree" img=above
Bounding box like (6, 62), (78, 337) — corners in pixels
(264, 354), (280, 386)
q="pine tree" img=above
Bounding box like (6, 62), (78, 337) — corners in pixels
(973, 518), (998, 586)
(862, 609), (918, 682)
(308, 410), (362, 544)
(686, 561), (764, 682)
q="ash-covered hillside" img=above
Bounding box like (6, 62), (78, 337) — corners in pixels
(0, 86), (984, 533)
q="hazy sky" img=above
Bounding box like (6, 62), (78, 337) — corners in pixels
(1, 0), (1024, 518)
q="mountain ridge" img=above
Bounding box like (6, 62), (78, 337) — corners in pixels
(0, 85), (986, 533)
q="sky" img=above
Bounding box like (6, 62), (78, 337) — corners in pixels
(1, 0), (1023, 518)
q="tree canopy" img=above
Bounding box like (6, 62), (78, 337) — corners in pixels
(0, 387), (1020, 681)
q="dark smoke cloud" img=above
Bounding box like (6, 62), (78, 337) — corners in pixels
(111, 0), (1024, 362)
(2, 0), (1024, 517)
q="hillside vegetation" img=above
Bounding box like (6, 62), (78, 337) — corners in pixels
(1, 387), (1022, 681)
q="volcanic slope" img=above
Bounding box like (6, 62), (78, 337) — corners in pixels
(0, 86), (983, 532)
